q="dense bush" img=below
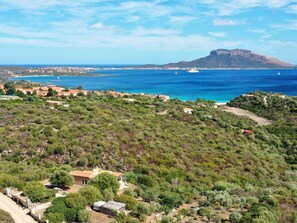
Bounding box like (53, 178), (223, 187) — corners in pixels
(88, 172), (120, 194)
(0, 88), (297, 221)
(23, 181), (55, 203)
(78, 185), (103, 205)
(50, 170), (74, 189)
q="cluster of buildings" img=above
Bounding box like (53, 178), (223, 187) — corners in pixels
(106, 90), (170, 102)
(1, 83), (171, 103)
(16, 85), (88, 97)
(0, 84), (88, 98)
(8, 67), (97, 76)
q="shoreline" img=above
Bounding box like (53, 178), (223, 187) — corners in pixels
(8, 76), (231, 103)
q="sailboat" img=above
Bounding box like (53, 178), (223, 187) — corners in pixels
(175, 69), (178, 75)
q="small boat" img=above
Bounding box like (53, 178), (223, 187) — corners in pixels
(175, 69), (178, 75)
(187, 68), (199, 73)
(277, 71), (280, 75)
(57, 76), (60, 79)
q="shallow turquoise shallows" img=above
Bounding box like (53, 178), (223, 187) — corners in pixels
(11, 68), (297, 102)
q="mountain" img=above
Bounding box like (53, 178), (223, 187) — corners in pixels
(163, 49), (295, 69)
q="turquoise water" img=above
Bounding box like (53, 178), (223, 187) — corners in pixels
(11, 69), (297, 102)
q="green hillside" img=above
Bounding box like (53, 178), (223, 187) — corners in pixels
(0, 88), (297, 222)
(228, 91), (297, 164)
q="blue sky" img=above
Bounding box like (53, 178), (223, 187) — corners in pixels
(0, 0), (297, 64)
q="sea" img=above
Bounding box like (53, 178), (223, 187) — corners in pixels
(10, 67), (297, 102)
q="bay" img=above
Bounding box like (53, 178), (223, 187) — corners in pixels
(11, 69), (297, 102)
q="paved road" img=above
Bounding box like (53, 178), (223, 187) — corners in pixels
(220, 107), (273, 126)
(0, 193), (36, 223)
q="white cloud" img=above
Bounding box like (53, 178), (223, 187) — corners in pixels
(286, 4), (297, 13)
(200, 0), (297, 15)
(208, 32), (226, 37)
(125, 15), (140, 23)
(272, 20), (297, 30)
(169, 16), (197, 25)
(248, 28), (267, 33)
(213, 19), (244, 26)
(90, 22), (116, 31)
(261, 34), (271, 38)
(132, 26), (181, 36)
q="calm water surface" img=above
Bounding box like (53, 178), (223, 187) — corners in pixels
(11, 69), (297, 102)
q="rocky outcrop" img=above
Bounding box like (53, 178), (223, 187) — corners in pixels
(164, 49), (294, 68)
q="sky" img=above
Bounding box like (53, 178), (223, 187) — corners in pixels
(0, 0), (297, 64)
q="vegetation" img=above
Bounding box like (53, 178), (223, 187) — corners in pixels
(23, 181), (55, 203)
(43, 196), (91, 223)
(0, 83), (297, 222)
(50, 170), (74, 189)
(88, 172), (120, 197)
(228, 91), (297, 164)
(78, 185), (103, 205)
(0, 209), (15, 223)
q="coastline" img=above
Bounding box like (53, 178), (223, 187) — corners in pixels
(9, 75), (231, 103)
(9, 68), (297, 103)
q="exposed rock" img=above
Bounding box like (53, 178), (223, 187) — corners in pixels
(164, 49), (294, 68)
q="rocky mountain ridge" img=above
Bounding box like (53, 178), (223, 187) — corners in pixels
(163, 49), (294, 68)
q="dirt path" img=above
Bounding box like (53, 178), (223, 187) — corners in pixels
(220, 107), (273, 126)
(0, 193), (37, 223)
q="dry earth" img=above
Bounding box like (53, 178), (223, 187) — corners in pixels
(220, 106), (273, 126)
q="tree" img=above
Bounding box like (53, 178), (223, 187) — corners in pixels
(78, 185), (103, 205)
(43, 212), (65, 223)
(16, 90), (26, 98)
(115, 194), (139, 210)
(23, 181), (55, 203)
(0, 174), (20, 190)
(77, 210), (91, 223)
(4, 82), (16, 95)
(102, 188), (115, 201)
(133, 203), (150, 218)
(230, 212), (243, 223)
(47, 88), (58, 97)
(88, 172), (120, 194)
(50, 170), (74, 189)
(65, 193), (87, 209)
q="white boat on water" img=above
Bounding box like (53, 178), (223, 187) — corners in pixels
(187, 68), (199, 73)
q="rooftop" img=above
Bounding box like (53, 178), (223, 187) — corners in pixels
(101, 201), (126, 211)
(70, 171), (97, 179)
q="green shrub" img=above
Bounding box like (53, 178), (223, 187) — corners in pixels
(50, 170), (74, 189)
(66, 193), (87, 209)
(79, 185), (103, 205)
(115, 194), (139, 210)
(77, 209), (91, 223)
(88, 172), (120, 194)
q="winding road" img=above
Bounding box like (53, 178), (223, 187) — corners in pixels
(0, 193), (36, 223)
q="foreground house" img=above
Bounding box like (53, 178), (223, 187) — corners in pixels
(70, 170), (98, 185)
(70, 168), (123, 186)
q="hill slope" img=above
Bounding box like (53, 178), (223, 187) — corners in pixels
(164, 49), (294, 68)
(0, 90), (297, 222)
(228, 91), (297, 164)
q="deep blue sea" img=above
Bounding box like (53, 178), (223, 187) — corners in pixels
(11, 68), (297, 102)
